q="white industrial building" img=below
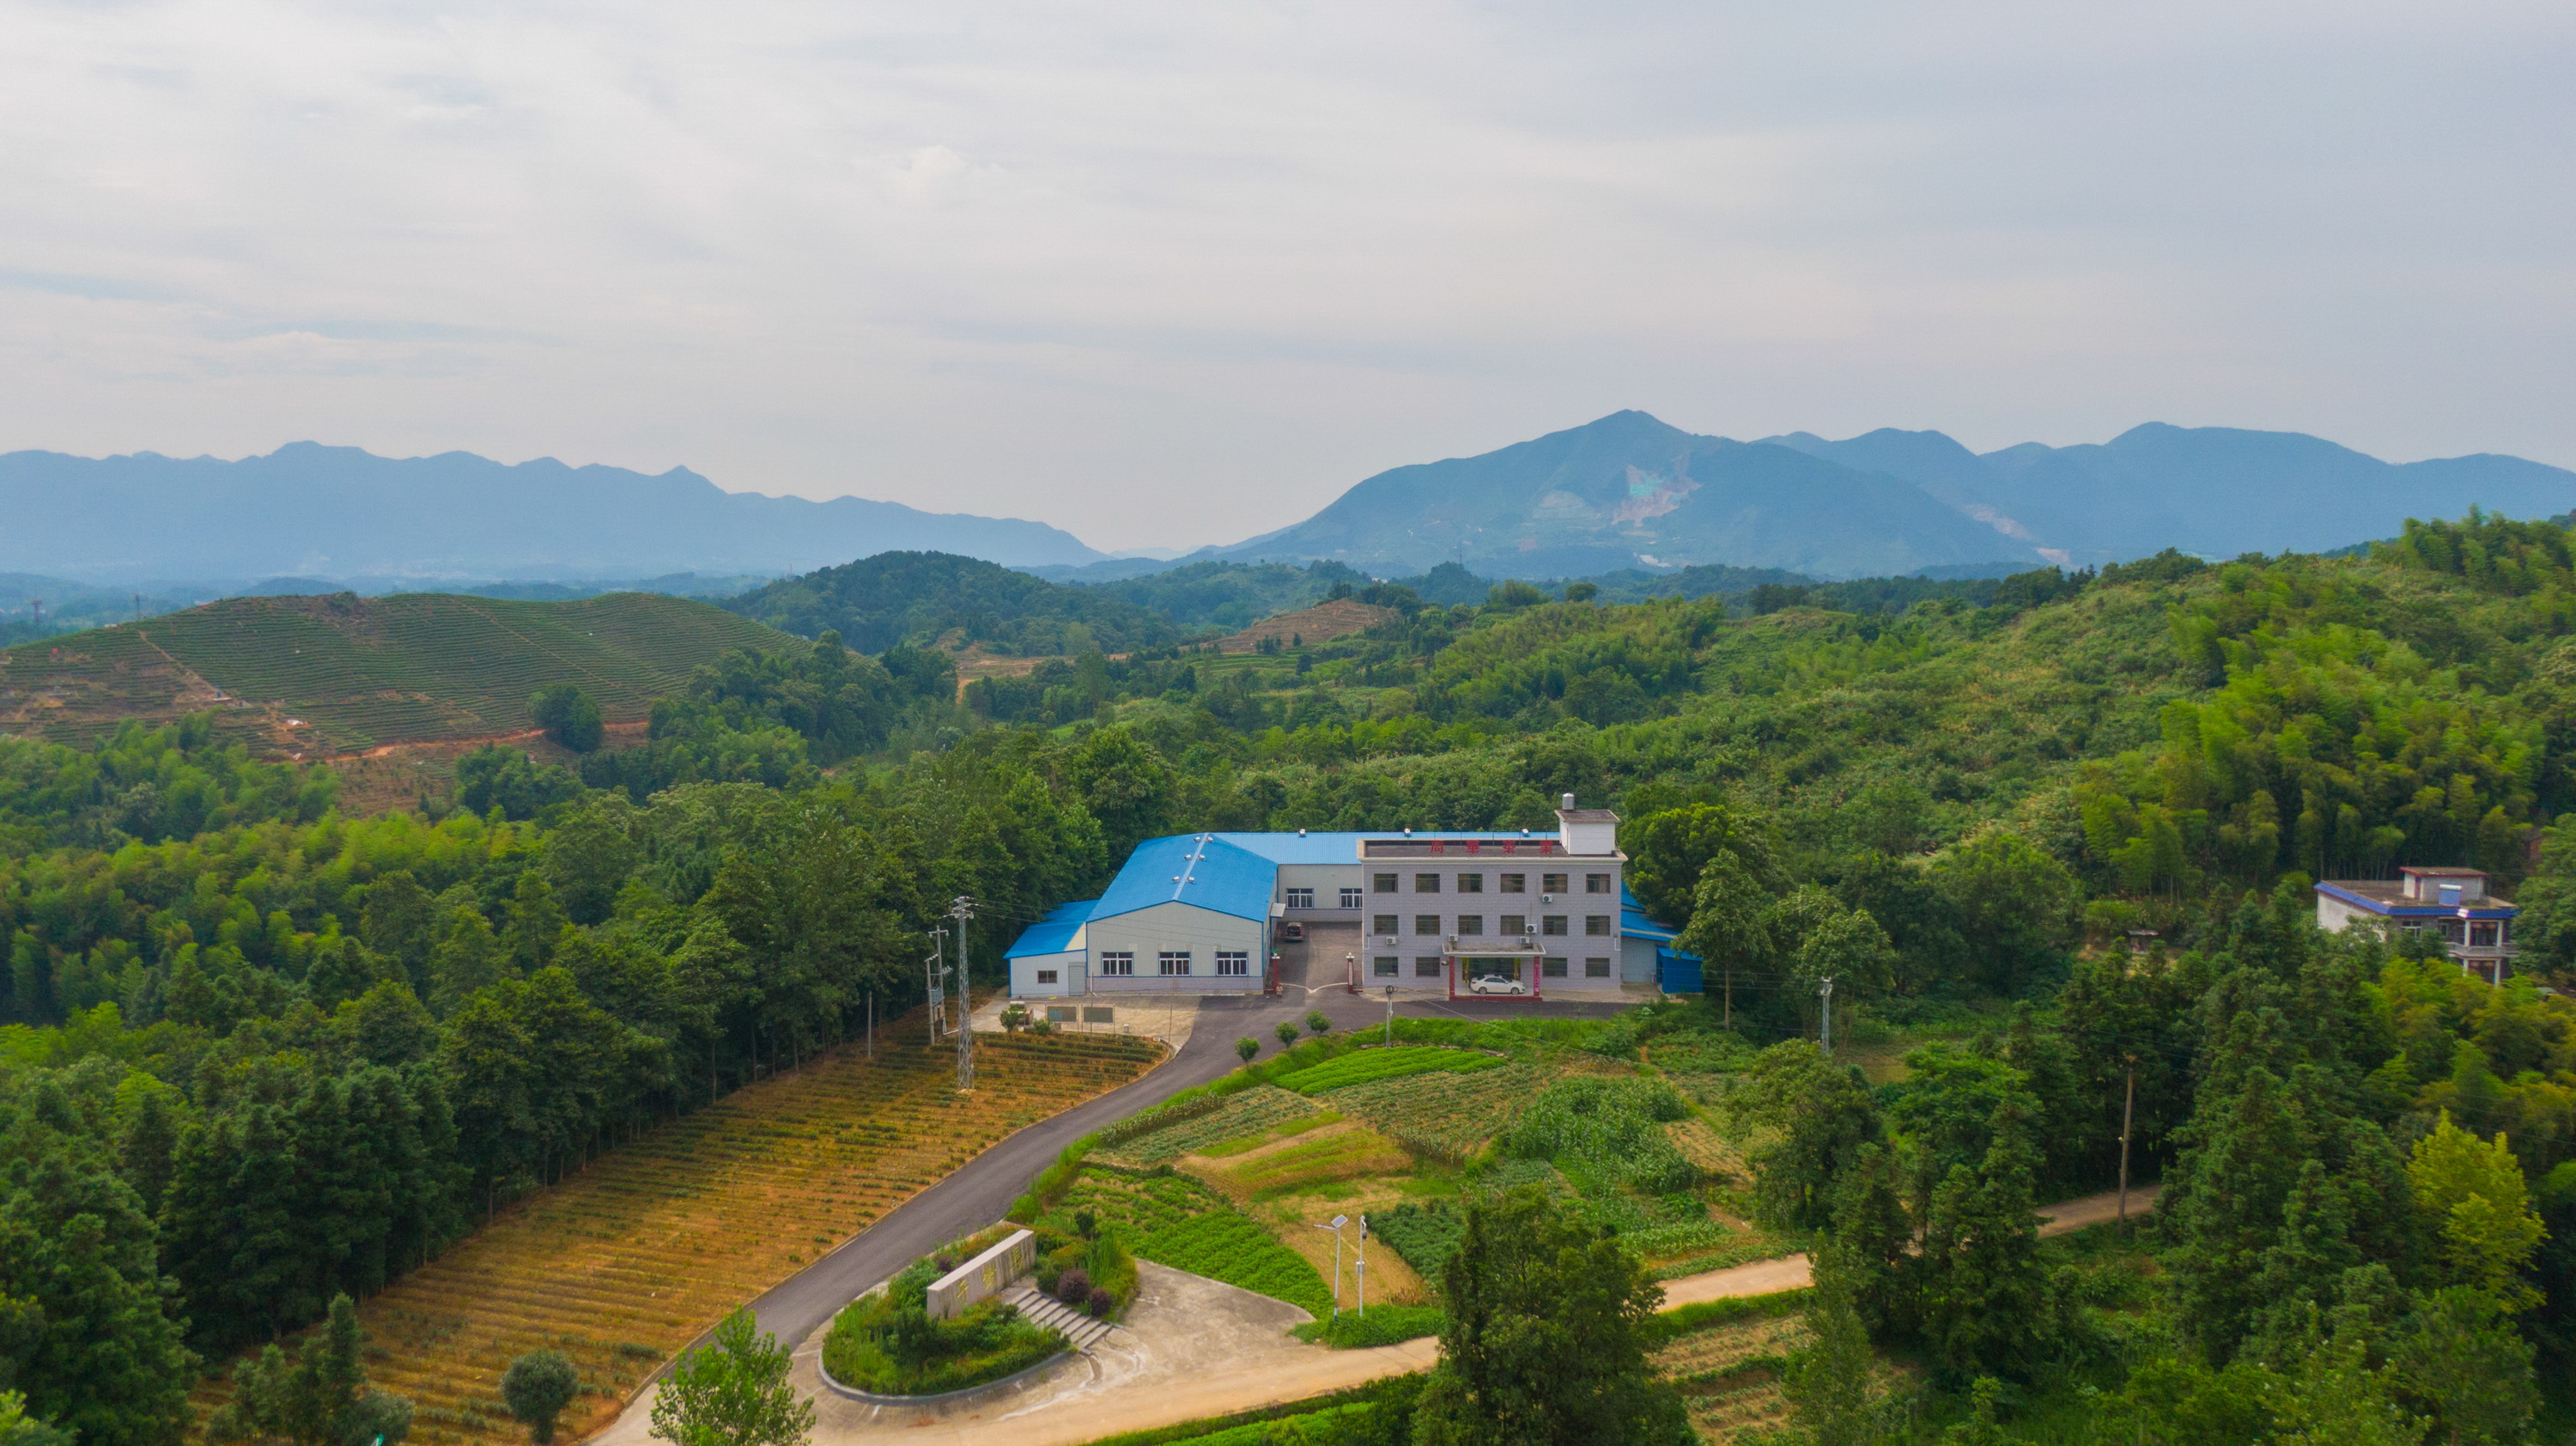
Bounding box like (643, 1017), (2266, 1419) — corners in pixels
(1005, 798), (1680, 999)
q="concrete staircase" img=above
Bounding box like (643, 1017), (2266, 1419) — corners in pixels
(1003, 1283), (1118, 1352)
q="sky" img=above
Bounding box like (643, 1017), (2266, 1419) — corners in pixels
(3, 0), (2570, 554)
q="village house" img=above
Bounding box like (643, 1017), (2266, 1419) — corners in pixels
(2314, 866), (2518, 982)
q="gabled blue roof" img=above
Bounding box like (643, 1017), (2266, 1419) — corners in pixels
(1091, 835), (1281, 923)
(1212, 830), (1539, 866)
(1620, 883), (1682, 943)
(1005, 899), (1097, 958)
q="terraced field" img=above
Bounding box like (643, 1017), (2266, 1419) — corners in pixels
(1652, 1307), (1814, 1441)
(0, 591), (801, 753)
(195, 1024), (1161, 1446)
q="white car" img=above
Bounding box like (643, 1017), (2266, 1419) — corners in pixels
(1467, 974), (1532, 997)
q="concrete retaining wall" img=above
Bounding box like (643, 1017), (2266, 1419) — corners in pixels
(927, 1229), (1036, 1321)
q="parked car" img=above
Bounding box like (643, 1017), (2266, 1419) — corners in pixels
(1467, 974), (1531, 996)
(1276, 921), (1305, 942)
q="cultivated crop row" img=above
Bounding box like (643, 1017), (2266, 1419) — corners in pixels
(234, 1027), (1159, 1446)
(1269, 1044), (1504, 1096)
(1090, 1084), (1320, 1169)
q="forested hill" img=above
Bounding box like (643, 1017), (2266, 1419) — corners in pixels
(721, 550), (1198, 654)
(0, 591), (799, 755)
(6, 513), (2576, 1445)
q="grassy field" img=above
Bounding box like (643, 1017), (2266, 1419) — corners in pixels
(1051, 1029), (1799, 1336)
(0, 591), (800, 753)
(195, 1023), (1160, 1446)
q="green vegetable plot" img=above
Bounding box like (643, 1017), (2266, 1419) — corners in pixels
(1270, 1045), (1504, 1096)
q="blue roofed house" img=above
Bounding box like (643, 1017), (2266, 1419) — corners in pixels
(1005, 797), (1682, 999)
(2315, 866), (2518, 983)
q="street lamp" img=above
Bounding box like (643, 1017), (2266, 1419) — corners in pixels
(1309, 1215), (1349, 1318)
(1383, 983), (1395, 1044)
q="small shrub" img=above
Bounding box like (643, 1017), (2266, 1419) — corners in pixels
(1236, 1036), (1261, 1062)
(1057, 1267), (1092, 1305)
(1304, 1009), (1331, 1035)
(1089, 1287), (1114, 1318)
(1075, 1210), (1097, 1238)
(501, 1349), (579, 1443)
(1276, 1020), (1301, 1048)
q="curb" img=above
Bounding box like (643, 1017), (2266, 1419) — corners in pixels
(815, 1345), (1079, 1408)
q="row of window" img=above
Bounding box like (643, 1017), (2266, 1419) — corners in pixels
(1284, 887), (1366, 909)
(1093, 951), (1252, 976)
(1371, 914), (1613, 937)
(1370, 872), (1612, 895)
(1370, 957), (1614, 978)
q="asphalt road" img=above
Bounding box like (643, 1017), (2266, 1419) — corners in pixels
(737, 982), (1637, 1354)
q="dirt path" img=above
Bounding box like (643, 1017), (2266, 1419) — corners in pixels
(1660, 1182), (2162, 1309)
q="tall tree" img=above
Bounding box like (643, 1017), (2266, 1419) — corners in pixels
(648, 1307), (811, 1446)
(1409, 1190), (1693, 1446)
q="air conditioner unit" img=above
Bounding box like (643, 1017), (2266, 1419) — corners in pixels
(1540, 894), (1554, 903)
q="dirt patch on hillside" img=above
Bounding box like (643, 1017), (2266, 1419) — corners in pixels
(1217, 600), (1396, 654)
(328, 720), (651, 816)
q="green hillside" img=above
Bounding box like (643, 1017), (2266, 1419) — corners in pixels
(0, 590), (803, 753)
(724, 550), (1192, 653)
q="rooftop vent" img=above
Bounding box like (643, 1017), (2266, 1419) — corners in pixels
(1562, 793), (1577, 809)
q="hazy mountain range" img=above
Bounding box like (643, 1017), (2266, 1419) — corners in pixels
(6, 416), (2573, 591)
(0, 442), (1105, 582)
(1171, 412), (2576, 579)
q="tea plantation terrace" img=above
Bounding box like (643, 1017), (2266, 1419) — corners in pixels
(1005, 798), (1695, 999)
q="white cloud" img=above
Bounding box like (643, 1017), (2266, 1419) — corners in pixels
(0, 0), (2568, 550)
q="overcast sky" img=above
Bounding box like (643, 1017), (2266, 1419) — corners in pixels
(3, 0), (2569, 552)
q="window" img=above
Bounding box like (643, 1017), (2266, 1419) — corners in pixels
(1157, 951), (1192, 975)
(1585, 957), (1612, 977)
(1099, 952), (1134, 976)
(1340, 887), (1364, 908)
(1457, 872), (1483, 893)
(1414, 872), (1442, 892)
(1455, 915), (1484, 936)
(1500, 873), (1527, 893)
(1415, 914), (1442, 936)
(1586, 873), (1613, 894)
(1036, 969), (1059, 984)
(1415, 957), (1443, 977)
(1048, 1006), (1076, 1022)
(1585, 914), (1612, 936)
(1500, 914), (1527, 936)
(1285, 887), (1315, 908)
(1542, 914), (1569, 936)
(2470, 920), (2500, 948)
(1374, 914), (1400, 936)
(1374, 957), (1400, 977)
(1216, 951), (1249, 976)
(1373, 872), (1399, 893)
(1541, 872), (1569, 894)
(1542, 957), (1568, 977)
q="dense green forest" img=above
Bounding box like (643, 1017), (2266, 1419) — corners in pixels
(6, 513), (2576, 1443)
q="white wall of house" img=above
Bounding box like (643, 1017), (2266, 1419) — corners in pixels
(1276, 864), (1366, 914)
(1009, 950), (1084, 997)
(2315, 894), (2385, 933)
(1083, 901), (1267, 992)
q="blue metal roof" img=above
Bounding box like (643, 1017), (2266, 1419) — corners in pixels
(1210, 830), (1533, 865)
(1005, 899), (1097, 958)
(1091, 835), (1282, 923)
(2315, 882), (2516, 920)
(1620, 883), (1683, 943)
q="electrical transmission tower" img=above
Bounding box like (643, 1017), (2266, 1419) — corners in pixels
(949, 896), (977, 1090)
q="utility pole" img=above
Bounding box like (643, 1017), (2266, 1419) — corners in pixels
(2117, 1060), (2137, 1236)
(1818, 976), (1835, 1058)
(925, 932), (946, 1046)
(1356, 1213), (1367, 1316)
(1722, 957), (1732, 1030)
(866, 991), (874, 1060)
(950, 896), (977, 1091)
